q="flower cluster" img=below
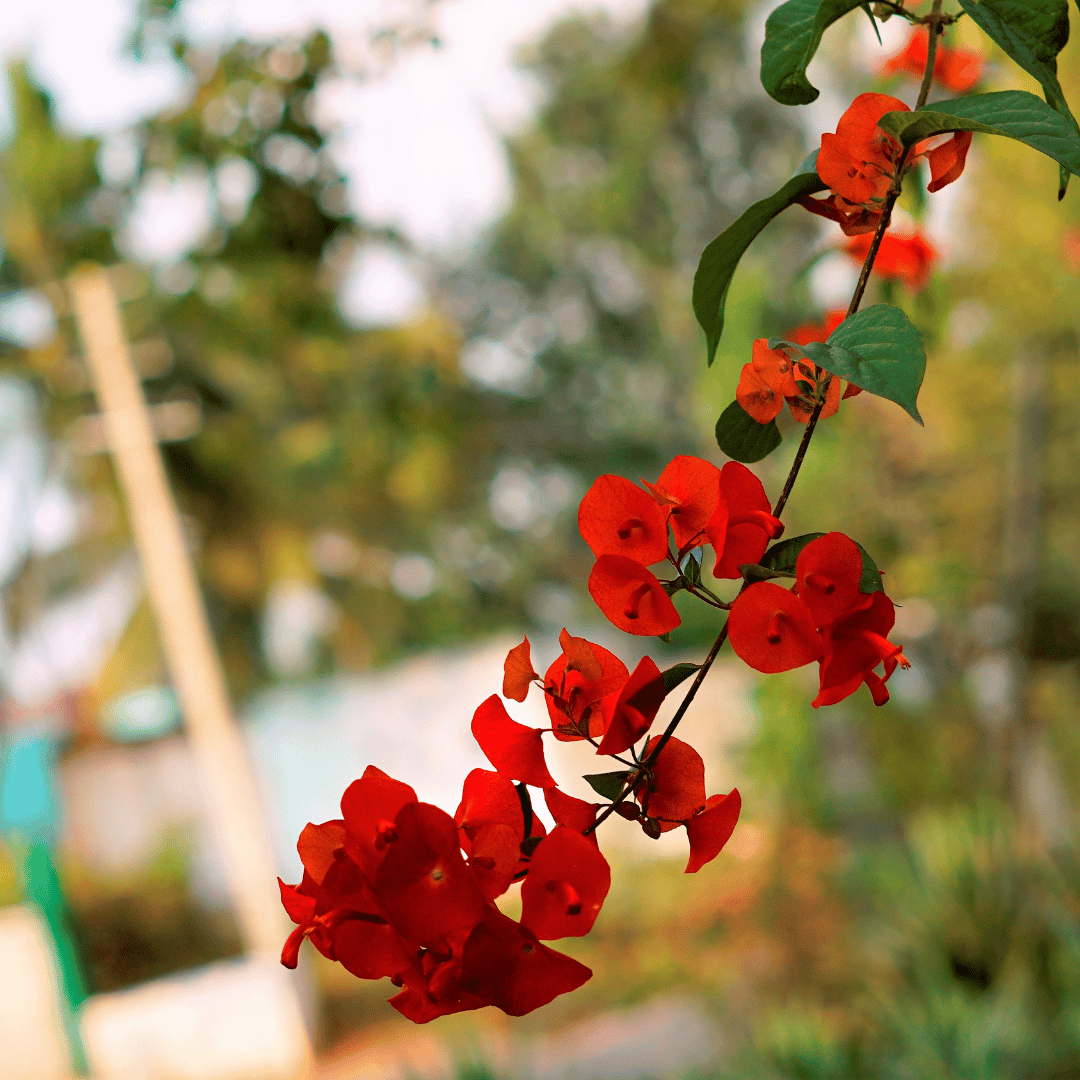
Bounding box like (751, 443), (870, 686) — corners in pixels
(579, 456), (785, 634)
(727, 533), (909, 707)
(280, 626), (743, 1021)
(279, 763), (603, 1023)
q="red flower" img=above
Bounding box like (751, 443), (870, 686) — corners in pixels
(588, 554), (681, 636)
(795, 532), (873, 628)
(542, 629), (628, 741)
(282, 763), (598, 1021)
(457, 909), (592, 1017)
(815, 93), (969, 224)
(726, 533), (910, 708)
(818, 93), (911, 208)
(520, 826), (611, 939)
(644, 455), (721, 551)
(578, 474), (670, 566)
(502, 636), (538, 702)
(881, 30), (984, 94)
(706, 462), (784, 579)
(843, 226), (938, 291)
(727, 582), (824, 673)
(595, 655), (667, 757)
(374, 801), (488, 945)
(635, 735), (706, 828)
(814, 590), (910, 707)
(471, 695), (557, 788)
(684, 789), (742, 874)
(787, 310), (845, 346)
(736, 339), (801, 424)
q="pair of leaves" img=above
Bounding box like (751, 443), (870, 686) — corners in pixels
(692, 153), (825, 367)
(761, 0), (1075, 115)
(716, 304), (927, 464)
(759, 532), (884, 593)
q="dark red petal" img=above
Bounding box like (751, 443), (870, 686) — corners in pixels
(459, 909), (593, 1016)
(595, 655), (666, 757)
(728, 583), (824, 673)
(543, 788), (600, 846)
(280, 924), (306, 969)
(926, 130), (972, 193)
(455, 768), (525, 850)
(794, 532), (873, 628)
(471, 695), (557, 788)
(520, 826), (611, 939)
(587, 555), (681, 637)
(388, 982), (486, 1024)
(503, 637), (537, 702)
(278, 878), (316, 926)
(709, 462), (778, 578)
(685, 790), (742, 873)
(466, 823), (521, 901)
(578, 474), (670, 565)
(341, 765), (418, 880)
(374, 802), (488, 946)
(816, 591), (901, 701)
(637, 736), (706, 824)
(333, 917), (414, 980)
(558, 628), (603, 680)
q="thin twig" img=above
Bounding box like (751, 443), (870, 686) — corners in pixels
(916, 0), (945, 111)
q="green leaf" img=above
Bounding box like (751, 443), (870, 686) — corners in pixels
(956, 0), (1077, 195)
(693, 155), (826, 364)
(760, 0), (865, 105)
(584, 770), (632, 800)
(661, 663), (700, 694)
(760, 532), (884, 593)
(768, 303), (926, 424)
(715, 400), (783, 463)
(877, 91), (1080, 179)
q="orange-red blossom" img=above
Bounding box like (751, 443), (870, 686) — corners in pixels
(881, 29), (984, 94)
(736, 311), (861, 425)
(801, 93), (972, 236)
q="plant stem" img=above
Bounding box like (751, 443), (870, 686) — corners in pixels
(585, 20), (944, 837)
(916, 0), (945, 111)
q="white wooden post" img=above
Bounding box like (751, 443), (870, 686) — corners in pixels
(68, 266), (313, 1072)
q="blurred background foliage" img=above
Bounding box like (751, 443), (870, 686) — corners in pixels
(4, 0), (1080, 1073)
